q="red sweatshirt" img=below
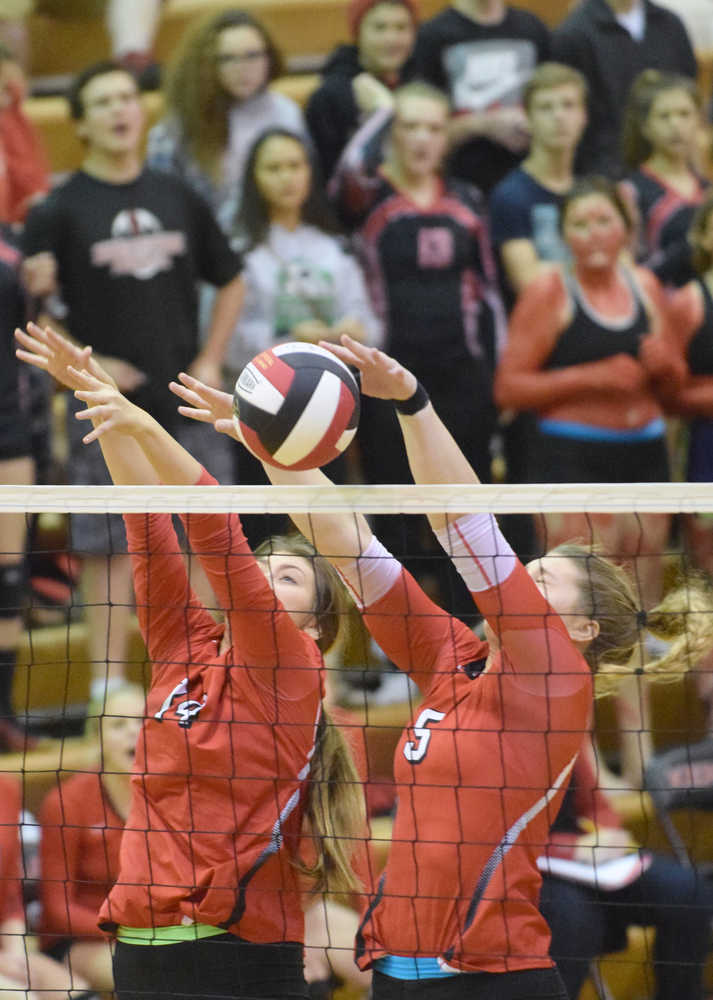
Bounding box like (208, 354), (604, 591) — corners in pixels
(39, 772), (124, 946)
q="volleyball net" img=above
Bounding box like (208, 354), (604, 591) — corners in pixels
(2, 481), (713, 997)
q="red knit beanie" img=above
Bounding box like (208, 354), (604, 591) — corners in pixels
(347, 0), (418, 38)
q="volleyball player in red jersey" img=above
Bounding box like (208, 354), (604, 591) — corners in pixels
(170, 340), (671, 1000)
(15, 323), (364, 1000)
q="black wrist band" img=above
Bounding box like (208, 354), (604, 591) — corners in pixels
(394, 381), (430, 415)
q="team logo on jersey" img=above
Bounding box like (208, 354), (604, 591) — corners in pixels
(417, 227), (454, 269)
(91, 208), (187, 279)
(155, 677), (208, 729)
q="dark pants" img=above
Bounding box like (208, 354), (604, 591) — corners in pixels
(114, 934), (309, 1000)
(539, 855), (713, 1000)
(373, 967), (568, 1000)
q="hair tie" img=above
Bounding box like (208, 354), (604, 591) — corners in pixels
(634, 666), (645, 675)
(636, 609), (648, 628)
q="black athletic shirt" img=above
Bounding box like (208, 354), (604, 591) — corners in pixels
(545, 269), (649, 371)
(355, 174), (505, 372)
(627, 167), (708, 288)
(413, 5), (551, 194)
(23, 169), (242, 428)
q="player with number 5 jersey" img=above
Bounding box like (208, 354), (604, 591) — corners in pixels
(171, 338), (671, 1000)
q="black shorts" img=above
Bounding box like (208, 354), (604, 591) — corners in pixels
(114, 934), (309, 1000)
(527, 428), (669, 484)
(372, 967), (568, 1000)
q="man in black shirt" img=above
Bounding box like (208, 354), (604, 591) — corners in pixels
(23, 61), (244, 699)
(553, 0), (697, 177)
(413, 0), (550, 194)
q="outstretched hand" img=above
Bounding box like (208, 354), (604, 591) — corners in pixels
(319, 335), (417, 401)
(15, 322), (117, 391)
(169, 372), (242, 442)
(73, 370), (151, 443)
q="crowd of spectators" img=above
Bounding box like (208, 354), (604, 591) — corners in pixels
(2, 0), (713, 998)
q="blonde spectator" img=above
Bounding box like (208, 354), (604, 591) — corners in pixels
(39, 683), (146, 993)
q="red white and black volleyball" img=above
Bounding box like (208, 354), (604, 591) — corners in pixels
(233, 343), (360, 470)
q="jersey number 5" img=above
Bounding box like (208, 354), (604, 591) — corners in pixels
(403, 708), (446, 763)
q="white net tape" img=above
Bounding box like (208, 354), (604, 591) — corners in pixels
(2, 482), (713, 514)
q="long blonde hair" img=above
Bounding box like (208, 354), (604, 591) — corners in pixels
(296, 710), (366, 895)
(254, 533), (365, 894)
(554, 544), (713, 695)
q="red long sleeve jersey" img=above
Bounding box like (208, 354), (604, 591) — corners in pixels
(99, 473), (324, 943)
(355, 562), (592, 973)
(39, 773), (124, 945)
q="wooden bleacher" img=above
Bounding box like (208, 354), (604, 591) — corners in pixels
(26, 0), (573, 83)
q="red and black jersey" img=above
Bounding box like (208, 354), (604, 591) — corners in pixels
(355, 175), (504, 372)
(99, 470), (324, 944)
(627, 166), (708, 288)
(354, 561), (592, 973)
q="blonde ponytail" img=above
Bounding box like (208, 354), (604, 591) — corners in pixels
(551, 544), (713, 697)
(295, 710), (366, 896)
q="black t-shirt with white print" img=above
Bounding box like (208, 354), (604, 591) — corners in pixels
(23, 169), (242, 428)
(414, 6), (551, 194)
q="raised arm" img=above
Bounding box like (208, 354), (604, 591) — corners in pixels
(322, 337), (592, 699)
(15, 324), (215, 664)
(169, 373), (475, 691)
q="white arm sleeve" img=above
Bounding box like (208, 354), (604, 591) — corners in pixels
(434, 514), (517, 593)
(336, 535), (403, 610)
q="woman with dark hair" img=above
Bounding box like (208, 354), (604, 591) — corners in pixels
(229, 128), (381, 377)
(227, 127), (381, 537)
(16, 322), (365, 1000)
(621, 69), (707, 288)
(495, 176), (685, 606)
(147, 8), (307, 226)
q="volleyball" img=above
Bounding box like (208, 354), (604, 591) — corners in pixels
(233, 342), (360, 469)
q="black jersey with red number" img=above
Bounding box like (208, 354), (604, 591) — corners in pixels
(354, 175), (504, 371)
